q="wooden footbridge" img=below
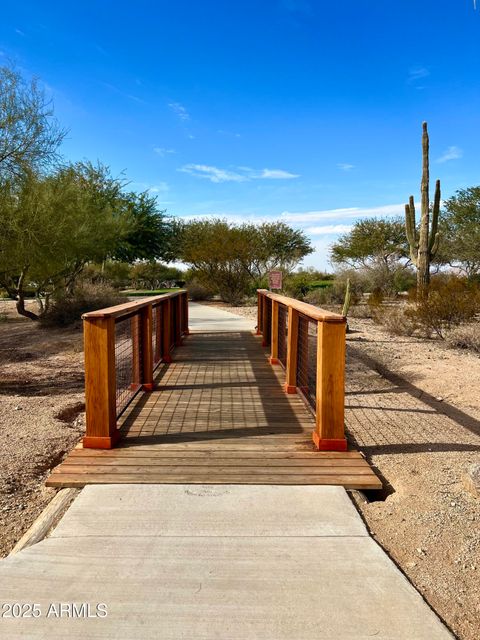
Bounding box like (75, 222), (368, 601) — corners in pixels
(47, 290), (381, 490)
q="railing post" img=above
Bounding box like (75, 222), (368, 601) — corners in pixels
(162, 299), (173, 363)
(312, 319), (347, 451)
(175, 295), (182, 346)
(83, 317), (120, 449)
(131, 315), (141, 389)
(141, 304), (154, 391)
(261, 296), (269, 347)
(256, 291), (263, 335)
(284, 307), (299, 394)
(269, 300), (279, 365)
(183, 291), (189, 335)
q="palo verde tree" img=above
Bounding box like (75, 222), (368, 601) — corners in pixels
(437, 186), (480, 279)
(0, 65), (65, 179)
(404, 122), (441, 298)
(330, 217), (409, 293)
(179, 219), (312, 304)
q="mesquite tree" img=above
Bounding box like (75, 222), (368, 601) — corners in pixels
(404, 122), (441, 298)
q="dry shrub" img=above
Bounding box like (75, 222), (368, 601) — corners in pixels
(446, 324), (480, 353)
(378, 306), (419, 336)
(346, 304), (374, 320)
(186, 280), (214, 301)
(41, 283), (127, 327)
(406, 277), (480, 339)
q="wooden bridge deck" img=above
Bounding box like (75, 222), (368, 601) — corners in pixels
(47, 332), (381, 490)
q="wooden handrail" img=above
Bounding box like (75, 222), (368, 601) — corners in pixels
(82, 290), (187, 320)
(257, 289), (345, 323)
(257, 289), (347, 452)
(83, 290), (189, 449)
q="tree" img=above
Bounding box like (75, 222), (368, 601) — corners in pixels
(130, 262), (183, 290)
(179, 219), (312, 304)
(404, 122), (441, 298)
(0, 65), (65, 179)
(438, 187), (480, 278)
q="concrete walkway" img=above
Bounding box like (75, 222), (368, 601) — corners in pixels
(0, 484), (452, 639)
(0, 304), (453, 639)
(188, 301), (255, 332)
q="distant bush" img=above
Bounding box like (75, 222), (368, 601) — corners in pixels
(446, 323), (480, 353)
(186, 280), (214, 302)
(40, 283), (127, 327)
(406, 276), (480, 339)
(378, 306), (419, 336)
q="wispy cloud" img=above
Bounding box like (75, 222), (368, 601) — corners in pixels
(437, 146), (463, 163)
(168, 101), (190, 122)
(408, 66), (430, 83)
(148, 181), (170, 194)
(153, 147), (176, 157)
(337, 163), (354, 171)
(102, 82), (145, 104)
(179, 165), (247, 183)
(305, 224), (354, 235)
(179, 164), (300, 183)
(15, 28), (25, 37)
(281, 204), (406, 223)
(218, 129), (241, 138)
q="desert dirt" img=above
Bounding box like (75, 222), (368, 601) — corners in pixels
(1, 298), (479, 638)
(208, 301), (480, 640)
(0, 300), (85, 558)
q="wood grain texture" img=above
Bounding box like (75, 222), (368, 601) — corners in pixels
(49, 331), (380, 490)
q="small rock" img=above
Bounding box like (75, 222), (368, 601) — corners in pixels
(451, 501), (457, 507)
(14, 406), (21, 411)
(463, 463), (480, 498)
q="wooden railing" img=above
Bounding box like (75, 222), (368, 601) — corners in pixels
(257, 289), (347, 451)
(82, 290), (188, 449)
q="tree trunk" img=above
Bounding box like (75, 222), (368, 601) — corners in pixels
(16, 293), (39, 321)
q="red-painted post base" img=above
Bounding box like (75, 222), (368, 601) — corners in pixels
(284, 384), (297, 394)
(162, 354), (173, 363)
(83, 430), (121, 450)
(269, 357), (280, 365)
(262, 340), (268, 347)
(312, 432), (348, 451)
(142, 382), (155, 392)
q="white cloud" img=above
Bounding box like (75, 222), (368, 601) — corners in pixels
(337, 163), (354, 171)
(148, 182), (169, 194)
(305, 224), (354, 235)
(179, 164), (247, 183)
(179, 164), (300, 183)
(437, 146), (463, 163)
(153, 147), (175, 157)
(15, 28), (25, 37)
(258, 168), (299, 179)
(218, 129), (241, 138)
(281, 203), (406, 223)
(168, 101), (190, 121)
(408, 66), (430, 83)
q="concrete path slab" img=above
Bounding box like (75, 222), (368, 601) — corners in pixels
(188, 302), (255, 332)
(51, 485), (367, 538)
(0, 484), (452, 639)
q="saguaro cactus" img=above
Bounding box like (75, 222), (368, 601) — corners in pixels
(405, 121), (441, 298)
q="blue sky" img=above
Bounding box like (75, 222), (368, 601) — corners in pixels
(1, 1), (480, 270)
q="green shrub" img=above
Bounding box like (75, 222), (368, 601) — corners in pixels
(406, 276), (480, 338)
(40, 283), (127, 327)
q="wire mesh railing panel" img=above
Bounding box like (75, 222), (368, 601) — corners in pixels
(115, 314), (142, 416)
(277, 303), (287, 367)
(152, 303), (163, 370)
(264, 297), (272, 346)
(296, 314), (317, 410)
(171, 299), (177, 348)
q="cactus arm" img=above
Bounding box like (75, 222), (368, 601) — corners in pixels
(342, 278), (352, 318)
(430, 231), (441, 258)
(429, 179), (441, 256)
(405, 198), (418, 265)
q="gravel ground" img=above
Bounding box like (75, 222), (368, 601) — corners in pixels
(209, 301), (480, 640)
(0, 301), (85, 557)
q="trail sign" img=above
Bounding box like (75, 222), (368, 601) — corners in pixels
(268, 270), (283, 290)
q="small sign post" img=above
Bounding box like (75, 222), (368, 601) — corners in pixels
(268, 270), (283, 291)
